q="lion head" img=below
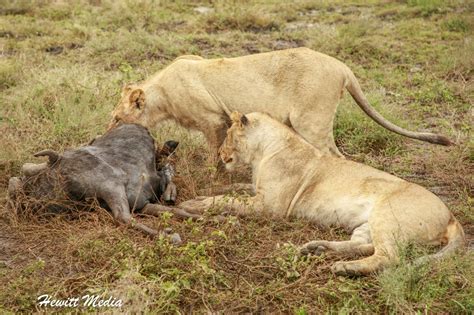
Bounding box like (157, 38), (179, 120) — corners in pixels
(108, 84), (147, 129)
(109, 84), (170, 130)
(219, 111), (251, 171)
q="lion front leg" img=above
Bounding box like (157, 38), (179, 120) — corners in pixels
(202, 124), (227, 159)
(141, 203), (202, 220)
(179, 194), (263, 217)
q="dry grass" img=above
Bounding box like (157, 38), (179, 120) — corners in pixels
(0, 0), (473, 313)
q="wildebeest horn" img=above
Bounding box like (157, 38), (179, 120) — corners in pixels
(34, 149), (60, 164)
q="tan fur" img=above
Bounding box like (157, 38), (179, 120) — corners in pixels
(180, 112), (465, 276)
(109, 48), (451, 158)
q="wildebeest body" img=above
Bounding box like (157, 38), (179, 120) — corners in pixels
(75, 124), (164, 210)
(8, 124), (191, 235)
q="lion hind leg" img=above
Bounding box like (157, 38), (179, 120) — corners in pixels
(289, 108), (343, 158)
(331, 253), (391, 276)
(300, 240), (374, 257)
(330, 225), (401, 276)
(327, 131), (344, 158)
(414, 217), (466, 265)
(300, 223), (373, 256)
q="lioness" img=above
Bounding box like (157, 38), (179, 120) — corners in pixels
(109, 48), (451, 158)
(178, 112), (465, 276)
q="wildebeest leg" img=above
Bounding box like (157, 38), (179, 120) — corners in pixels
(198, 183), (255, 196)
(141, 203), (202, 220)
(300, 223), (374, 257)
(101, 186), (158, 236)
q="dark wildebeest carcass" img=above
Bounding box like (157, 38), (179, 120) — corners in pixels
(8, 123), (200, 236)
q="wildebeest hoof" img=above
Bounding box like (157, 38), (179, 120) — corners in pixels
(162, 182), (177, 205)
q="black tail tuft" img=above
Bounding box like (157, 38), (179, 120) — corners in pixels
(433, 135), (455, 146)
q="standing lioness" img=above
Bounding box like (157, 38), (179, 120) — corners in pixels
(109, 48), (451, 157)
(178, 112), (465, 276)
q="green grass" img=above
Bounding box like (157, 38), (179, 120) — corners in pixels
(0, 0), (473, 313)
(378, 244), (474, 313)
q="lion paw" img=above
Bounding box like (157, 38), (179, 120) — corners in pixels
(331, 261), (358, 277)
(300, 241), (328, 256)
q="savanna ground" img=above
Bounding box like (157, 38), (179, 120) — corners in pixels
(0, 0), (473, 313)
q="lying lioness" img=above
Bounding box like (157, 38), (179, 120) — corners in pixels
(178, 112), (465, 276)
(109, 48), (451, 158)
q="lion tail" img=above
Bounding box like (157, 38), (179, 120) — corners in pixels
(415, 217), (466, 265)
(344, 68), (453, 146)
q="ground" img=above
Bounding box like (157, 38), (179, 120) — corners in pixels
(0, 0), (473, 313)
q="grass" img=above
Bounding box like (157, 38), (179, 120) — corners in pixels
(0, 0), (473, 313)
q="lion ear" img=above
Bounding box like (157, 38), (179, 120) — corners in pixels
(240, 114), (249, 126)
(129, 89), (145, 110)
(230, 111), (248, 127)
(230, 111), (241, 123)
(121, 83), (134, 97)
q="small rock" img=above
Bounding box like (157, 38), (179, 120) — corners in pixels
(45, 46), (64, 55)
(194, 6), (214, 14)
(163, 227), (173, 235)
(169, 233), (182, 245)
(410, 65), (422, 73)
(67, 43), (83, 50)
